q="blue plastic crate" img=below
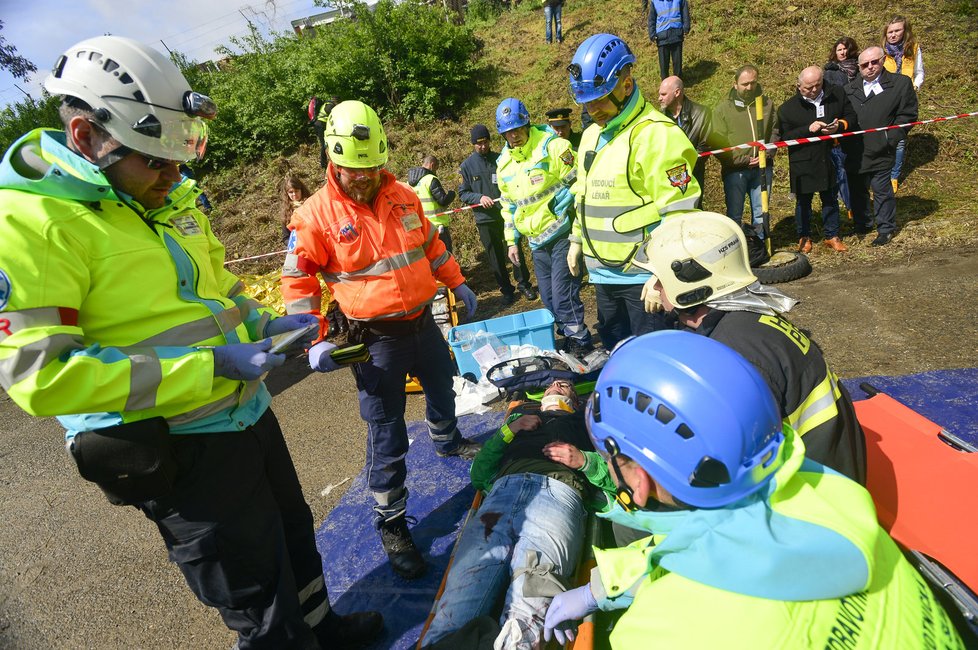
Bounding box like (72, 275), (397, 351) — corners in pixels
(448, 309), (556, 381)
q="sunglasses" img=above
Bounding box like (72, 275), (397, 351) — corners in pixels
(859, 58), (883, 69)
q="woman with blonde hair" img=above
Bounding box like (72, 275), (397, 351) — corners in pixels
(882, 15), (924, 192)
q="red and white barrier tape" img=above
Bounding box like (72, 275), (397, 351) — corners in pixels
(432, 197), (501, 218)
(700, 110), (978, 158)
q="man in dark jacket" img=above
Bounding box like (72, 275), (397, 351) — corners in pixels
(545, 107), (581, 150)
(712, 65), (779, 240)
(778, 66), (857, 253)
(844, 46), (918, 246)
(658, 75), (710, 208)
(648, 0), (691, 79)
(408, 155), (457, 252)
(458, 124), (535, 304)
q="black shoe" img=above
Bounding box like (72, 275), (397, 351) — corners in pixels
(435, 437), (482, 460)
(565, 338), (595, 357)
(518, 285), (538, 301)
(379, 517), (426, 580)
(870, 232), (894, 247)
(501, 292), (517, 305)
(854, 225), (872, 235)
(322, 611), (385, 649)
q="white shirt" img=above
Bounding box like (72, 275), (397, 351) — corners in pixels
(862, 77), (884, 97)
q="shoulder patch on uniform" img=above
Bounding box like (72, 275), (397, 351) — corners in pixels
(0, 269), (11, 311)
(560, 150), (575, 167)
(666, 163), (692, 194)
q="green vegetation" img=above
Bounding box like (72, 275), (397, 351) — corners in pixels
(2, 0), (976, 286)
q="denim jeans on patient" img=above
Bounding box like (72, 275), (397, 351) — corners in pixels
(423, 473), (585, 649)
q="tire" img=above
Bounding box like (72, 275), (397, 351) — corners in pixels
(752, 251), (812, 284)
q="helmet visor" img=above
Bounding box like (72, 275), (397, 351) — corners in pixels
(157, 114), (208, 162)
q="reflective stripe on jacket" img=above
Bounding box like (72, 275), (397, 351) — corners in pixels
(413, 174), (450, 226)
(0, 129), (274, 434)
(281, 165), (464, 322)
(699, 309), (866, 484)
(572, 91), (700, 278)
(497, 125), (577, 249)
(591, 430), (964, 650)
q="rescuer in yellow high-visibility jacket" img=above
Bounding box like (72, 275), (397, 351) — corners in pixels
(0, 36), (381, 649)
(543, 331), (963, 650)
(566, 33), (700, 350)
(407, 155), (457, 252)
(495, 97), (593, 355)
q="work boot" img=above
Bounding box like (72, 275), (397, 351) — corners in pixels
(797, 236), (812, 254)
(317, 610), (385, 649)
(436, 437), (482, 460)
(823, 237), (848, 252)
(564, 337), (595, 359)
(519, 285), (538, 301)
(380, 516), (427, 580)
(501, 292), (517, 306)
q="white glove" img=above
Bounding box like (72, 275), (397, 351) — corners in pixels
(641, 275), (664, 313)
(567, 241), (583, 277)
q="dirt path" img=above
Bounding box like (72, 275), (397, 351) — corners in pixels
(1, 246), (976, 648)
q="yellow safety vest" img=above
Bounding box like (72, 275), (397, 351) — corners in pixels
(413, 173), (449, 227)
(573, 97), (700, 274)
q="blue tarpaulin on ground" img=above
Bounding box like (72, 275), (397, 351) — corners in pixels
(319, 368), (978, 649)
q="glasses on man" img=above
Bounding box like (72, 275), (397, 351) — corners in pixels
(859, 58), (883, 69)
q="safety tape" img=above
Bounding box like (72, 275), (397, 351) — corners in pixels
(431, 197), (502, 218)
(700, 110), (978, 158)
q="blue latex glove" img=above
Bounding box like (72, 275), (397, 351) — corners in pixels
(452, 283), (478, 318)
(265, 313), (319, 348)
(212, 339), (285, 380)
(308, 341), (341, 373)
(544, 584), (599, 645)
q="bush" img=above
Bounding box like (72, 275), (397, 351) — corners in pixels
(175, 0), (483, 170)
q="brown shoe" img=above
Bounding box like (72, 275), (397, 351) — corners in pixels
(798, 237), (812, 253)
(823, 236), (848, 252)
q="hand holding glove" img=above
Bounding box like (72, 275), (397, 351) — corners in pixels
(265, 313), (320, 349)
(308, 341), (341, 373)
(453, 283), (478, 318)
(213, 339), (285, 380)
(544, 584), (599, 645)
(641, 275), (664, 313)
(567, 241), (583, 277)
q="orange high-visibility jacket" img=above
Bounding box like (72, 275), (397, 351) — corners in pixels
(281, 166), (465, 325)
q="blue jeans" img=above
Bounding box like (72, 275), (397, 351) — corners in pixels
(722, 167), (772, 238)
(830, 146), (850, 210)
(424, 473), (586, 648)
(544, 4), (562, 43)
(351, 311), (463, 526)
(891, 139), (907, 181)
(532, 237), (591, 344)
(794, 188), (841, 239)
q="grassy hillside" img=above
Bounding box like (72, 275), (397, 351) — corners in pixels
(210, 0), (978, 293)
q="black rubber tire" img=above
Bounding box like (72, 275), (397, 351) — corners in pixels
(752, 251), (812, 284)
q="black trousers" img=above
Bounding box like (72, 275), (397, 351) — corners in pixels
(313, 121), (328, 170)
(476, 220), (531, 295)
(594, 282), (673, 350)
(657, 41), (683, 79)
(849, 167), (896, 235)
(139, 409), (328, 649)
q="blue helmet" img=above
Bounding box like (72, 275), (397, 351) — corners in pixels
(586, 331), (785, 509)
(495, 98), (530, 134)
(568, 33), (636, 104)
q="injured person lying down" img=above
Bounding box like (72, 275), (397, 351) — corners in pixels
(422, 379), (616, 649)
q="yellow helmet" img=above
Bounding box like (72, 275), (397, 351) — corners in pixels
(325, 100), (388, 168)
(630, 212), (757, 308)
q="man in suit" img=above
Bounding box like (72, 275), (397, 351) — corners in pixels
(777, 66), (857, 253)
(843, 46), (918, 246)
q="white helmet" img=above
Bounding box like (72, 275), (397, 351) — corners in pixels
(44, 36), (215, 163)
(630, 212), (757, 308)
